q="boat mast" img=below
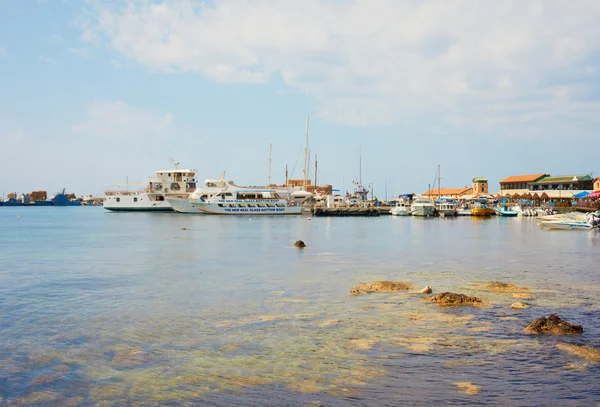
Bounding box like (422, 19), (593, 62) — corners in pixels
(268, 143), (272, 186)
(303, 115), (309, 191)
(314, 154), (318, 191)
(285, 164), (288, 186)
(359, 145), (362, 186)
(437, 164), (441, 198)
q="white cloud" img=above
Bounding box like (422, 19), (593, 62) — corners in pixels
(77, 0), (600, 129)
(38, 55), (57, 64)
(72, 100), (174, 142)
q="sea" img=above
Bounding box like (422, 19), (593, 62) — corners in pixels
(0, 206), (599, 406)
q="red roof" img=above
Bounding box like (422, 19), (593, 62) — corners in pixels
(422, 187), (471, 196)
(500, 174), (547, 183)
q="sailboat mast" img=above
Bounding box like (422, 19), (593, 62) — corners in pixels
(359, 145), (362, 186)
(303, 115), (310, 190)
(314, 154), (318, 190)
(285, 164), (288, 186)
(268, 143), (272, 186)
(437, 164), (441, 198)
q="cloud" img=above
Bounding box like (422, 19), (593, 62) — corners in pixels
(38, 55), (57, 64)
(77, 0), (600, 131)
(72, 100), (174, 142)
(110, 60), (122, 69)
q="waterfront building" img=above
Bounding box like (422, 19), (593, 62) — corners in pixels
(528, 174), (593, 192)
(594, 177), (600, 191)
(499, 174), (547, 195)
(472, 177), (489, 195)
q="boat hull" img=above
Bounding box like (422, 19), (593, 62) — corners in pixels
(191, 202), (301, 215)
(472, 208), (494, 216)
(390, 207), (411, 216)
(103, 193), (175, 212)
(539, 221), (594, 230)
(410, 205), (436, 217)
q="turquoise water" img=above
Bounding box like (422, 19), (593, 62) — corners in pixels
(1, 207), (599, 406)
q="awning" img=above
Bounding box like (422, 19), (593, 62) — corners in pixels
(573, 191), (590, 198)
(589, 190), (600, 199)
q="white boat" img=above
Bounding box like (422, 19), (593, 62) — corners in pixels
(166, 177), (230, 213)
(104, 162), (197, 212)
(410, 196), (436, 217)
(436, 201), (457, 217)
(169, 183), (301, 215)
(390, 201), (411, 216)
(539, 220), (595, 230)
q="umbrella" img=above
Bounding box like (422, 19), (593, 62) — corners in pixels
(540, 192), (549, 199)
(512, 193), (521, 199)
(589, 190), (600, 199)
(532, 193), (540, 199)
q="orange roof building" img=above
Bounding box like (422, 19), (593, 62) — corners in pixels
(500, 174), (547, 191)
(422, 187), (472, 197)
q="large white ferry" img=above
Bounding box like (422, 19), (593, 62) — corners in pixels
(167, 182), (301, 215)
(104, 162), (197, 212)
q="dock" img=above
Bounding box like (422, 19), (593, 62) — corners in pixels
(312, 207), (380, 217)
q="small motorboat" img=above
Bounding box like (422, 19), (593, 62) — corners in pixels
(494, 205), (519, 217)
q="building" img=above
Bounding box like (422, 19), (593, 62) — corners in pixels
(472, 177), (489, 195)
(528, 174), (593, 192)
(499, 174), (547, 195)
(594, 178), (600, 191)
(422, 187), (472, 198)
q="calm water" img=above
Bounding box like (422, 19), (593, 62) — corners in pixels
(1, 207), (599, 406)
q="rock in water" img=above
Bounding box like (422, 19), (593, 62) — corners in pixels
(294, 240), (306, 248)
(351, 281), (412, 295)
(181, 227), (188, 231)
(421, 285), (432, 294)
(510, 302), (529, 309)
(525, 314), (583, 335)
(430, 292), (482, 306)
(481, 281), (527, 292)
(556, 343), (600, 362)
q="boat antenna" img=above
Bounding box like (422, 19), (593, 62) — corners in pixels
(303, 115), (309, 190)
(170, 157), (180, 170)
(268, 143), (272, 186)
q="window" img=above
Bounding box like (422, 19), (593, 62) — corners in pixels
(133, 197), (138, 202)
(116, 197), (120, 202)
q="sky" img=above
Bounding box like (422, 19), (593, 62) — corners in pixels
(1, 0), (600, 198)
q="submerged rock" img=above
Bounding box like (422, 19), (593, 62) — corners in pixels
(421, 285), (432, 294)
(510, 302), (529, 309)
(480, 281), (528, 292)
(525, 314), (583, 335)
(181, 227), (188, 231)
(110, 344), (149, 367)
(350, 281), (412, 295)
(293, 240), (306, 248)
(556, 343), (600, 362)
(454, 381), (481, 395)
(430, 292), (482, 306)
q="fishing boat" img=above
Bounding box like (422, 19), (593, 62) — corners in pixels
(171, 184), (301, 215)
(104, 159), (197, 212)
(471, 196), (495, 216)
(435, 199), (458, 217)
(390, 200), (411, 216)
(50, 189), (81, 206)
(410, 196), (436, 217)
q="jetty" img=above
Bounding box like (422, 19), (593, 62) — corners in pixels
(312, 207), (380, 217)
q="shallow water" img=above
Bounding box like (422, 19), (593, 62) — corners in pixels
(1, 207), (599, 406)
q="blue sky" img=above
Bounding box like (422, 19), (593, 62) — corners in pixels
(1, 0), (600, 198)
